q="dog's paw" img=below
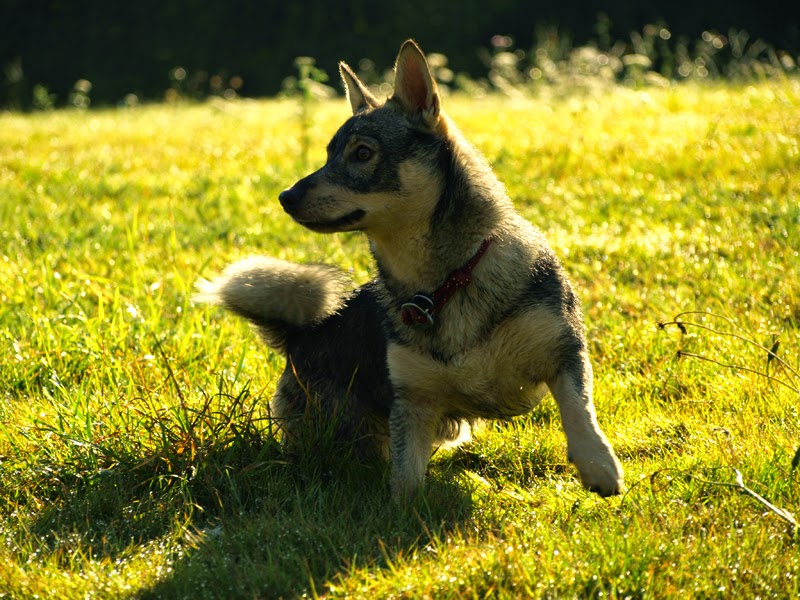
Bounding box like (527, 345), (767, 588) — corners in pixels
(569, 444), (624, 498)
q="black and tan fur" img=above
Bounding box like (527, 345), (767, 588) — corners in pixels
(196, 40), (624, 500)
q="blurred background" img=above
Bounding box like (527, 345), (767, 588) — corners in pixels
(2, 0), (799, 109)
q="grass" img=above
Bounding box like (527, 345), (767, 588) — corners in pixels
(1, 80), (799, 598)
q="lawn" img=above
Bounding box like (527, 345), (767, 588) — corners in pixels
(1, 79), (799, 598)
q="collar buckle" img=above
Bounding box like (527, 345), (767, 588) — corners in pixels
(400, 237), (494, 329)
(401, 294), (435, 328)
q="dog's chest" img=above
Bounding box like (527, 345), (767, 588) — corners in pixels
(388, 343), (547, 418)
(387, 307), (564, 418)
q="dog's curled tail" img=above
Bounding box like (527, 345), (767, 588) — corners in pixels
(194, 257), (350, 354)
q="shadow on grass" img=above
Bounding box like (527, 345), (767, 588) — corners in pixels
(14, 428), (473, 598)
(5, 365), (481, 598)
(13, 422), (285, 563)
(137, 445), (475, 599)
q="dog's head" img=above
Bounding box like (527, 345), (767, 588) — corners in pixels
(278, 40), (447, 237)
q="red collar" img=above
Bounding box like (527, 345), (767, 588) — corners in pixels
(401, 238), (493, 328)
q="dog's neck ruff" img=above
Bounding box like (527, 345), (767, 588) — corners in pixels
(401, 238), (493, 328)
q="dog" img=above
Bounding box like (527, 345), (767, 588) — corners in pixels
(196, 40), (624, 501)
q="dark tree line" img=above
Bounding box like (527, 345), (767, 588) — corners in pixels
(2, 0), (798, 108)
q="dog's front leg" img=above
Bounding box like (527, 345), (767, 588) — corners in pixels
(389, 393), (438, 502)
(548, 353), (624, 497)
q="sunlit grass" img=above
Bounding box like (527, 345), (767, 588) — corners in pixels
(1, 80), (799, 598)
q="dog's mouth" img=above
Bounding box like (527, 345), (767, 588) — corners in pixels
(294, 209), (366, 233)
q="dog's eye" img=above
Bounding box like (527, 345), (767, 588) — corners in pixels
(354, 146), (373, 162)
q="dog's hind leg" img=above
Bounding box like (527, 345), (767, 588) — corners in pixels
(548, 352), (624, 497)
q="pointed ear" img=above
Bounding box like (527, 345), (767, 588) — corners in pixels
(339, 62), (379, 114)
(391, 39), (441, 126)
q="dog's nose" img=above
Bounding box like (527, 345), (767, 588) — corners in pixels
(278, 188), (299, 212)
(279, 174), (316, 214)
